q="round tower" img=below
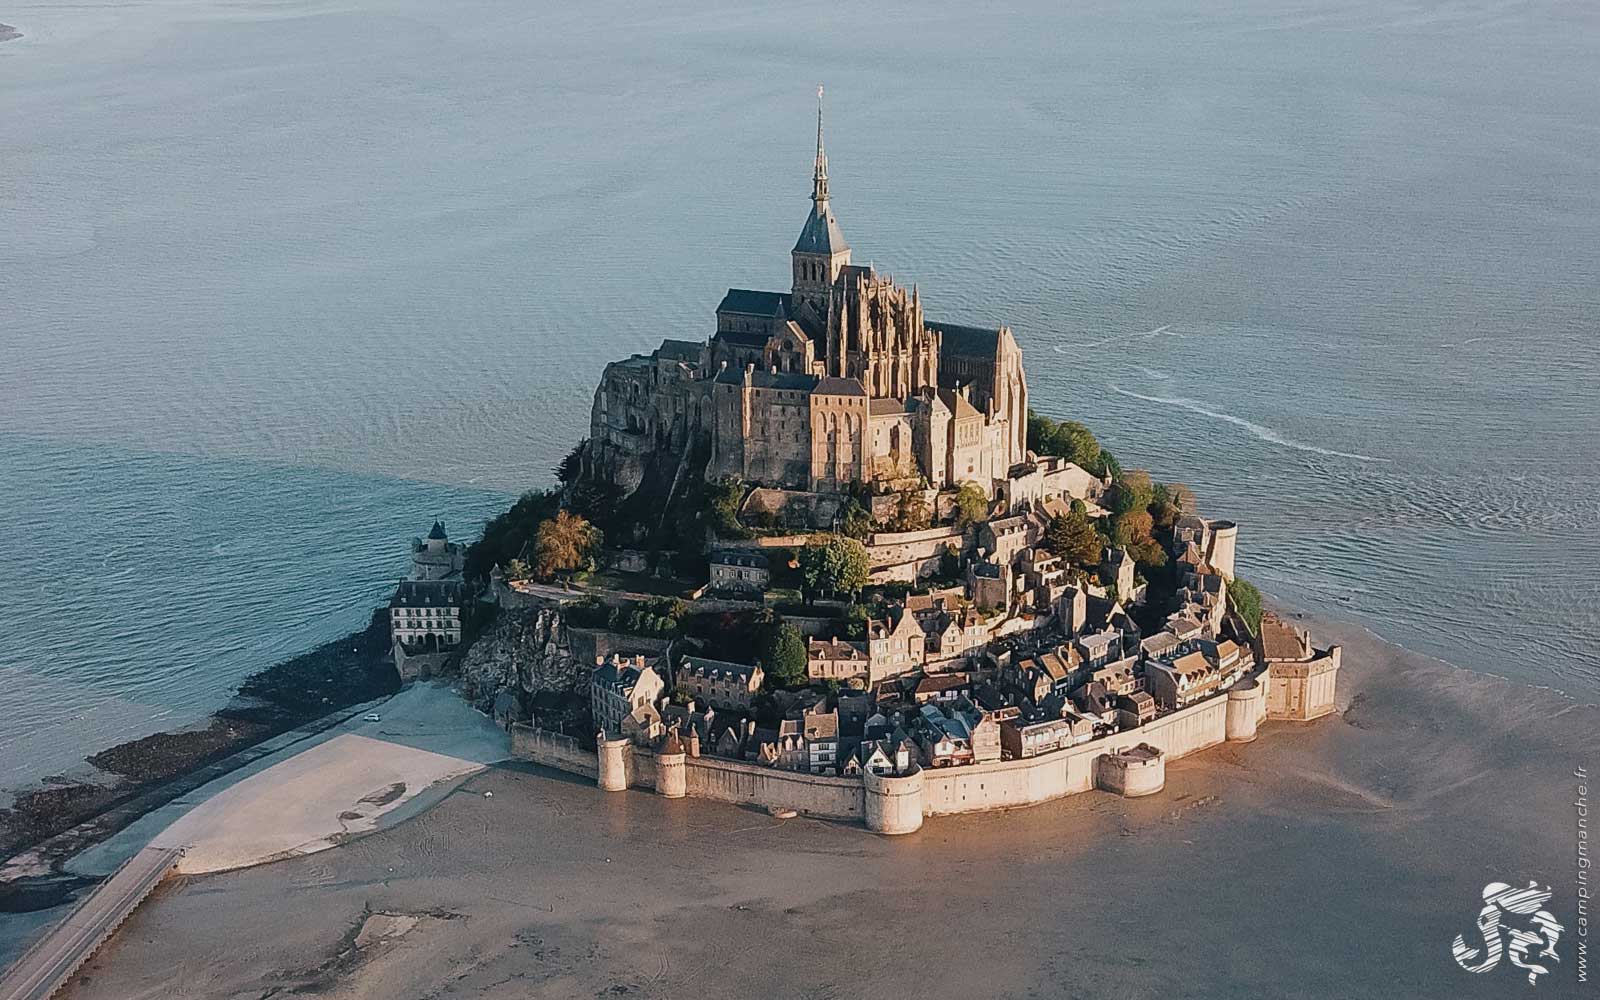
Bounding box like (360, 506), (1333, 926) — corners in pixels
(1207, 520), (1239, 581)
(597, 733), (631, 792)
(1226, 680), (1261, 743)
(655, 731), (687, 799)
(862, 765), (925, 835)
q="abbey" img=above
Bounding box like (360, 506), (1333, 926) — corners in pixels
(589, 99), (1028, 498)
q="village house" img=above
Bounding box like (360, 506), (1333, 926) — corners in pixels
(1116, 690), (1158, 728)
(408, 521), (465, 581)
(846, 735), (916, 777)
(755, 718), (806, 770)
(620, 702), (664, 746)
(967, 558), (1011, 612)
(1073, 628), (1123, 669)
(802, 703), (841, 773)
(913, 671), (972, 705)
(708, 551), (770, 595)
(1139, 630), (1183, 662)
(913, 704), (975, 767)
(1144, 650), (1223, 710)
(969, 706), (1012, 762)
(999, 713), (1093, 759)
(590, 654), (666, 737)
(677, 656), (764, 712)
(865, 609), (927, 681)
(1082, 654), (1141, 696)
(807, 635), (871, 683)
(979, 514), (1039, 566)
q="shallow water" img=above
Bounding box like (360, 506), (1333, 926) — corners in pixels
(2, 0), (1597, 786)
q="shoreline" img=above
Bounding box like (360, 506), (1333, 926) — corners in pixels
(0, 609), (398, 898)
(22, 601), (1592, 999)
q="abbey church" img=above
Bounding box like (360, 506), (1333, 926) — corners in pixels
(589, 98), (1029, 499)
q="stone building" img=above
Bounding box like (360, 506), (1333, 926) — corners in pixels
(590, 654), (665, 737)
(1259, 613), (1341, 721)
(677, 656), (764, 712)
(588, 95), (1028, 501)
(389, 521), (467, 659)
(708, 551), (770, 595)
(409, 521), (465, 581)
(389, 579), (465, 650)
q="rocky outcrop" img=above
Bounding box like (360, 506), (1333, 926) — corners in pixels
(457, 607), (586, 716)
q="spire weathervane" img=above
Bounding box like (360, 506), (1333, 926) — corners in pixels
(812, 84), (829, 206)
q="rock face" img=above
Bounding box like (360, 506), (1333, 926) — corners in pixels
(457, 607), (585, 716)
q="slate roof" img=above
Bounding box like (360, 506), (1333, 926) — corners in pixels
(814, 376), (867, 397)
(427, 520), (448, 540)
(679, 656), (761, 682)
(390, 579), (464, 608)
(713, 368), (820, 391)
(710, 551), (769, 569)
(794, 204), (849, 255)
(929, 321), (1003, 357)
(717, 288), (790, 316)
(657, 339), (703, 361)
(715, 329), (773, 350)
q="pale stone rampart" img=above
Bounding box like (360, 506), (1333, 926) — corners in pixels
(863, 767), (925, 834)
(680, 754), (864, 819)
(512, 724), (600, 781)
(1095, 746), (1166, 797)
(511, 687), (1282, 832)
(919, 695), (1226, 815)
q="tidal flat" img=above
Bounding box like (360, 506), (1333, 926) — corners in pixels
(44, 617), (1596, 1000)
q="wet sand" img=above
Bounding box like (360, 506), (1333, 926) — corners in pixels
(36, 618), (1599, 999)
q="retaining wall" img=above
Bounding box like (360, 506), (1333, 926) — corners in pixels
(512, 688), (1243, 829)
(680, 754), (864, 819)
(511, 724), (599, 780)
(919, 695), (1227, 815)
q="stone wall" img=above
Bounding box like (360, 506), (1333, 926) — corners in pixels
(511, 724), (599, 780)
(919, 695), (1227, 815)
(681, 755), (864, 820)
(508, 669), (1325, 834)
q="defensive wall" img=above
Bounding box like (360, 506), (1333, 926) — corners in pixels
(508, 671), (1283, 835)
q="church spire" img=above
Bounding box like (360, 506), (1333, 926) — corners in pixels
(812, 84), (829, 205)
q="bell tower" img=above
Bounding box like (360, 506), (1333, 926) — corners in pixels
(792, 86), (851, 308)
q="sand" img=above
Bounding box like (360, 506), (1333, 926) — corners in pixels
(21, 620), (1600, 999)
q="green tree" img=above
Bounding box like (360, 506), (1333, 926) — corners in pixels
(703, 478), (750, 539)
(759, 620), (809, 689)
(1149, 481), (1197, 531)
(554, 441), (586, 484)
(502, 558), (532, 581)
(1228, 577), (1264, 635)
(464, 488), (561, 582)
(798, 535), (871, 602)
(839, 497), (875, 540)
(1111, 509), (1166, 568)
(1106, 470), (1155, 516)
(1027, 410), (1119, 476)
(533, 510), (602, 579)
(1043, 509), (1103, 568)
(839, 602), (873, 640)
(952, 481), (988, 529)
(887, 491), (932, 532)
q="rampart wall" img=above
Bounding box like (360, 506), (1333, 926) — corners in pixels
(511, 689), (1245, 831)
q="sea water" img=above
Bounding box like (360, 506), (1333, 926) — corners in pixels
(2, 0), (1596, 788)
